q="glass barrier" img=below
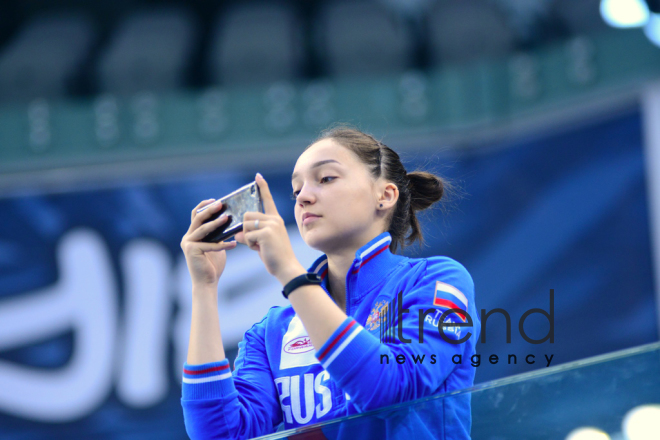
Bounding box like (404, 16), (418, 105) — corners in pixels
(253, 342), (660, 440)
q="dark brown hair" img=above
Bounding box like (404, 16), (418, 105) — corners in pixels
(308, 124), (451, 254)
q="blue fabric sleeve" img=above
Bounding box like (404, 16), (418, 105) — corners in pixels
(314, 257), (477, 413)
(181, 314), (282, 440)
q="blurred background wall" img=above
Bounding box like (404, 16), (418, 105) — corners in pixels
(0, 0), (660, 438)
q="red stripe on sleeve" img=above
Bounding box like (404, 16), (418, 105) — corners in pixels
(317, 320), (357, 361)
(183, 364), (230, 375)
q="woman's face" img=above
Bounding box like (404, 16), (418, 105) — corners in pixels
(291, 138), (384, 253)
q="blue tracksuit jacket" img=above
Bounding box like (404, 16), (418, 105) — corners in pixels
(181, 231), (480, 439)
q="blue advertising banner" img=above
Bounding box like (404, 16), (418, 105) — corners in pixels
(0, 109), (656, 438)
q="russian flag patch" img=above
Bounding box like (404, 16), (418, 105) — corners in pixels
(433, 281), (468, 322)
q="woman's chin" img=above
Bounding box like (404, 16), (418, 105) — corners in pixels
(302, 229), (331, 252)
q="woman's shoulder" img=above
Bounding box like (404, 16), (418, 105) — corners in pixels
(404, 254), (472, 277)
(264, 303), (295, 322)
(402, 254), (474, 296)
(244, 304), (294, 336)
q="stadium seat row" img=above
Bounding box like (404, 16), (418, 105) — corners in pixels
(0, 0), (606, 102)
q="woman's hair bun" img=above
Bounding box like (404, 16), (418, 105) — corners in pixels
(407, 171), (445, 211)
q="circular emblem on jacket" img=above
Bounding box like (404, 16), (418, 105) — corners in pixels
(283, 336), (315, 354)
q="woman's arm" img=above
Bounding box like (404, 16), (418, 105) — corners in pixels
(186, 283), (227, 365)
(275, 265), (348, 353)
(234, 174), (351, 353)
(181, 198), (236, 363)
(182, 308), (283, 440)
(180, 198), (281, 440)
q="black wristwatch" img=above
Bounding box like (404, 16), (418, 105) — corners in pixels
(282, 272), (323, 299)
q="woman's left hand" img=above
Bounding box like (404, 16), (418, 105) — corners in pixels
(235, 173), (306, 285)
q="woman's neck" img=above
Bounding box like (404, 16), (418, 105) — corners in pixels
(325, 252), (353, 313)
(322, 230), (385, 313)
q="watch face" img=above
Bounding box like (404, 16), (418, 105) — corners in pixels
(307, 273), (322, 282)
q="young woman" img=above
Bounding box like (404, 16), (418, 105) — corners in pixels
(180, 126), (480, 440)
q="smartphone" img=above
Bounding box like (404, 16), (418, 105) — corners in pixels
(196, 181), (264, 243)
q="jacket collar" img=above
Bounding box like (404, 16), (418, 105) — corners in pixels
(306, 231), (406, 309)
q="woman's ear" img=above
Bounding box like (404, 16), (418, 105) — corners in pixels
(378, 182), (398, 209)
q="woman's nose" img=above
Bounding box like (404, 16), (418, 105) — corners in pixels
(296, 185), (315, 204)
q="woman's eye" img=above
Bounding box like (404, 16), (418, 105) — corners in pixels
(290, 177), (335, 200)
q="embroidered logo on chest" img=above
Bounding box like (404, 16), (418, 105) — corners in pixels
(280, 315), (320, 370)
(365, 300), (388, 331)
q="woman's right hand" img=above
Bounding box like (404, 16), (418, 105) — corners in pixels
(180, 199), (237, 288)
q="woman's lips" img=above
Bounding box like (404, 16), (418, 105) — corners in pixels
(303, 215), (320, 225)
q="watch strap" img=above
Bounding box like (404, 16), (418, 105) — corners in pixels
(282, 273), (323, 299)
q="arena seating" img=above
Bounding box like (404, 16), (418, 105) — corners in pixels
(0, 13), (96, 101)
(96, 7), (198, 95)
(207, 3), (304, 86)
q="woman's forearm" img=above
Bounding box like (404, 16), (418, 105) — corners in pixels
(278, 266), (347, 352)
(289, 286), (348, 350)
(186, 284), (227, 365)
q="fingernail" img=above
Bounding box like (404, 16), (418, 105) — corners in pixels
(256, 172), (263, 180)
